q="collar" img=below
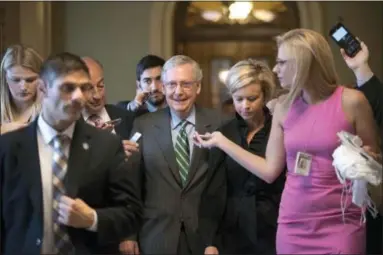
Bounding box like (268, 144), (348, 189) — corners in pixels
(82, 107), (108, 122)
(235, 106), (272, 129)
(37, 114), (76, 145)
(170, 105), (196, 130)
(146, 101), (167, 113)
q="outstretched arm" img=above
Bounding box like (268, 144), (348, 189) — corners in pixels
(194, 102), (287, 183)
(341, 41), (383, 127)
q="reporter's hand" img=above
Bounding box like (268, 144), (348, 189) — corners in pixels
(193, 131), (225, 149)
(341, 41), (374, 86)
(341, 40), (369, 71)
(204, 246), (219, 255)
(119, 240), (140, 255)
(99, 123), (115, 132)
(362, 145), (382, 163)
(122, 140), (139, 157)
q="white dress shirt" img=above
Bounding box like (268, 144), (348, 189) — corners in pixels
(37, 115), (97, 254)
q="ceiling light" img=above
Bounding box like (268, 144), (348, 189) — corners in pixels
(218, 69), (229, 84)
(228, 1), (253, 20)
(201, 10), (223, 22)
(253, 9), (276, 23)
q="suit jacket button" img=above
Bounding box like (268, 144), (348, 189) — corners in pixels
(36, 238), (41, 246)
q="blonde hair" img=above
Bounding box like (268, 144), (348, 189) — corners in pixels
(0, 44), (43, 123)
(161, 55), (203, 82)
(226, 59), (276, 103)
(276, 29), (339, 108)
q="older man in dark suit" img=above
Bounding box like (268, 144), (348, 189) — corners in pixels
(81, 57), (135, 139)
(0, 52), (142, 255)
(119, 55), (229, 255)
(81, 57), (138, 157)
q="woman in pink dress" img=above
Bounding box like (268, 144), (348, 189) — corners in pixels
(194, 29), (381, 254)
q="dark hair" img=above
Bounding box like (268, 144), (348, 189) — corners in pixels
(40, 52), (89, 86)
(136, 55), (165, 81)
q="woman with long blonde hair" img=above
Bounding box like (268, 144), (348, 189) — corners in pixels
(0, 44), (43, 134)
(194, 28), (381, 254)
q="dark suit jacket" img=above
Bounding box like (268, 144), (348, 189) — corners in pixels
(105, 104), (135, 140)
(357, 75), (383, 255)
(0, 118), (142, 255)
(126, 106), (228, 254)
(116, 100), (149, 118)
(198, 110), (285, 254)
(358, 75), (383, 129)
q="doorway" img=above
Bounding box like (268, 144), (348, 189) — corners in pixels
(174, 1), (300, 108)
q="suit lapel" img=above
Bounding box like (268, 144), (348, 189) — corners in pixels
(105, 104), (124, 137)
(184, 107), (212, 190)
(22, 121), (43, 216)
(225, 120), (242, 148)
(65, 119), (92, 198)
(105, 104), (118, 121)
(153, 109), (182, 186)
(222, 120), (244, 175)
(21, 119), (92, 214)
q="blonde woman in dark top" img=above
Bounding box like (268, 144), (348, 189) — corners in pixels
(0, 44), (43, 134)
(199, 59), (285, 255)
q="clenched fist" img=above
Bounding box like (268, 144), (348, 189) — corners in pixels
(205, 246), (219, 255)
(119, 240), (140, 255)
(58, 196), (96, 229)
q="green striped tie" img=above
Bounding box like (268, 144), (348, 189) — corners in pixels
(174, 120), (190, 186)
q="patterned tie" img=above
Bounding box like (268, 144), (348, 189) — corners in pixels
(51, 134), (74, 254)
(88, 114), (103, 128)
(174, 120), (190, 187)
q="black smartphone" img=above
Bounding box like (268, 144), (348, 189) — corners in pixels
(329, 22), (361, 57)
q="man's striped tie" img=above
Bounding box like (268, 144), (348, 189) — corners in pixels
(51, 134), (74, 254)
(174, 120), (190, 187)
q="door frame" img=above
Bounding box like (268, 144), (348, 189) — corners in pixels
(149, 2), (324, 59)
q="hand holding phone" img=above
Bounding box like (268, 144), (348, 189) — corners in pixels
(329, 22), (361, 57)
(122, 132), (142, 158)
(103, 118), (122, 127)
(99, 118), (122, 133)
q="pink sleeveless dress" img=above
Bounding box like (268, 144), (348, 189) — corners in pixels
(277, 86), (366, 254)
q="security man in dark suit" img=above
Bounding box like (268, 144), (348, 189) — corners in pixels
(0, 52), (142, 255)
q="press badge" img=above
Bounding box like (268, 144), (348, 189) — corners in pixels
(294, 152), (312, 176)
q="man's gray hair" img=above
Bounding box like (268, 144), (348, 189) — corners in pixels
(161, 55), (203, 82)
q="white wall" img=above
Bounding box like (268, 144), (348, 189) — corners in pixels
(62, 1), (383, 103)
(63, 2), (151, 104)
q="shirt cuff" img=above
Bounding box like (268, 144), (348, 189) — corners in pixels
(135, 99), (143, 106)
(127, 100), (141, 111)
(87, 210), (98, 232)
